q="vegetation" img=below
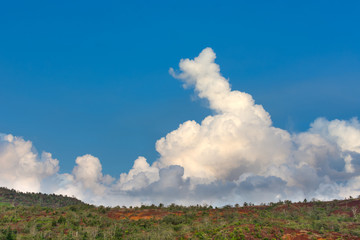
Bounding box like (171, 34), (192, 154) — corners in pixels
(0, 187), (360, 239)
(0, 187), (84, 208)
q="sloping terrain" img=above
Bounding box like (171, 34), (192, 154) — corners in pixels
(0, 188), (359, 239)
(0, 187), (85, 208)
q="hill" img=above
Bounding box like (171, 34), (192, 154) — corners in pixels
(0, 187), (85, 208)
(0, 189), (359, 239)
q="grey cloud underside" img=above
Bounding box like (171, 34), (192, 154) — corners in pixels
(1, 48), (360, 206)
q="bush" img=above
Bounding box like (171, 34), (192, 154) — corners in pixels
(163, 214), (186, 225)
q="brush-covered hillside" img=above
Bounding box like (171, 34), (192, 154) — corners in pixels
(0, 187), (85, 208)
(0, 187), (360, 239)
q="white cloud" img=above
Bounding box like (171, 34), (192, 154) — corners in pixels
(0, 134), (59, 193)
(160, 48), (292, 184)
(116, 156), (159, 191)
(310, 117), (360, 154)
(54, 154), (115, 203)
(1, 48), (360, 206)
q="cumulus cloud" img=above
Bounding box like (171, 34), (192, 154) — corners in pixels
(159, 48), (292, 182)
(0, 134), (59, 193)
(116, 156), (159, 191)
(0, 48), (359, 206)
(54, 154), (115, 203)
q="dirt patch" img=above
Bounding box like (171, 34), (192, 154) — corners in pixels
(332, 209), (352, 217)
(108, 209), (183, 221)
(339, 199), (360, 208)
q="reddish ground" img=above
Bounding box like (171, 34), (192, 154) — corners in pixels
(106, 202), (360, 239)
(108, 209), (183, 220)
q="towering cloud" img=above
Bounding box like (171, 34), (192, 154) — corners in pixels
(161, 48), (291, 182)
(0, 48), (359, 206)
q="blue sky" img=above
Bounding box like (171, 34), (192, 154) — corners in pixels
(1, 0), (360, 179)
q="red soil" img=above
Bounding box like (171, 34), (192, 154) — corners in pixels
(107, 209), (183, 220)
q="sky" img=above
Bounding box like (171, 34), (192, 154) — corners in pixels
(0, 1), (360, 206)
